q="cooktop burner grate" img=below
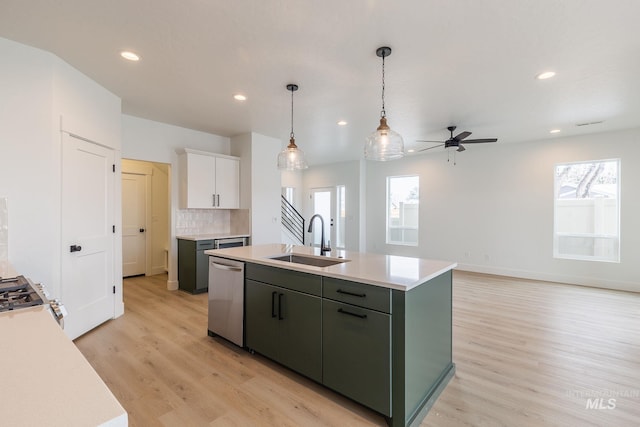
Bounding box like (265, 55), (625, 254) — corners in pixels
(0, 276), (45, 312)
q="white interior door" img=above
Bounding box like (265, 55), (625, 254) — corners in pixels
(122, 173), (146, 277)
(61, 133), (115, 340)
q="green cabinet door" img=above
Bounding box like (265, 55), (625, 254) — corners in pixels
(245, 279), (280, 361)
(278, 288), (322, 382)
(323, 299), (391, 416)
(245, 279), (322, 382)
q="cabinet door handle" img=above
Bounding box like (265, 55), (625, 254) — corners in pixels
(271, 291), (277, 318)
(216, 194), (220, 207)
(278, 293), (284, 320)
(338, 308), (367, 319)
(336, 289), (366, 298)
(212, 194), (216, 207)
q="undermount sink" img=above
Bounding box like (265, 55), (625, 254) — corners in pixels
(268, 254), (348, 267)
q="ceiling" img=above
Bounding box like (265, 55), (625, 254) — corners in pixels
(1, 0), (639, 166)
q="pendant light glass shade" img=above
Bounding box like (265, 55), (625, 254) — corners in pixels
(278, 84), (308, 170)
(365, 46), (404, 161)
(365, 117), (404, 161)
(277, 137), (308, 170)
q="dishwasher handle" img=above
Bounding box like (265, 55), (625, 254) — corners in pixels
(211, 262), (243, 272)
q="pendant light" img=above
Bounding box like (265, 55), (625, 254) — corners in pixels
(365, 46), (404, 161)
(277, 84), (309, 170)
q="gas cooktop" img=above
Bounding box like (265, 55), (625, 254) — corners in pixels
(0, 276), (45, 312)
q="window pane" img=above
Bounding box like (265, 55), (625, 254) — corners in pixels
(553, 159), (620, 262)
(387, 175), (419, 246)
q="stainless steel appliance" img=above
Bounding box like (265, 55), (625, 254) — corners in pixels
(0, 275), (66, 327)
(214, 237), (247, 249)
(208, 256), (244, 346)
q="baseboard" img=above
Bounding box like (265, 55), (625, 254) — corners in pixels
(408, 363), (456, 427)
(149, 265), (166, 276)
(455, 263), (639, 293)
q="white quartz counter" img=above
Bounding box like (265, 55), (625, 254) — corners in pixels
(0, 306), (127, 427)
(177, 233), (250, 241)
(205, 244), (456, 291)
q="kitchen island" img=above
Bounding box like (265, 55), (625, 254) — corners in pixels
(206, 244), (456, 427)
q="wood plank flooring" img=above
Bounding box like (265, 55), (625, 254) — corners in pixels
(74, 272), (640, 426)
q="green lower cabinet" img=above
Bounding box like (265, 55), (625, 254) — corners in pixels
(322, 299), (391, 416)
(245, 279), (322, 382)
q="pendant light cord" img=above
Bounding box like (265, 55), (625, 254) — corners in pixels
(290, 88), (295, 139)
(381, 52), (386, 118)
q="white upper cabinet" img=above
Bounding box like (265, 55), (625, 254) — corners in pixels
(179, 149), (240, 209)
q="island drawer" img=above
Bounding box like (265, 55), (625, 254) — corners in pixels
(246, 263), (322, 296)
(323, 277), (391, 313)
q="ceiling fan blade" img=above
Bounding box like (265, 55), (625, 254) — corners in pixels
(415, 140), (444, 143)
(457, 144), (466, 152)
(463, 138), (498, 144)
(418, 143), (444, 152)
(453, 131), (472, 142)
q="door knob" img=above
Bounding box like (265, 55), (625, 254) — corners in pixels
(70, 245), (82, 253)
(139, 228), (145, 232)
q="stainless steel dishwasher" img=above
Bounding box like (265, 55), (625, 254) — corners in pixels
(208, 256), (245, 346)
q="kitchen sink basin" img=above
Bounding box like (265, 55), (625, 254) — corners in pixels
(268, 254), (348, 267)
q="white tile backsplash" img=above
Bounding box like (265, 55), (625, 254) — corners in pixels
(176, 209), (231, 235)
(0, 197), (7, 264)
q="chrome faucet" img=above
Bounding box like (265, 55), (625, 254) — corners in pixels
(307, 214), (331, 255)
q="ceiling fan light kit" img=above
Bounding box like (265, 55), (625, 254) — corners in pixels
(277, 83), (309, 170)
(365, 46), (405, 161)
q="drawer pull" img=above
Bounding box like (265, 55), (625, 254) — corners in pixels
(338, 308), (367, 319)
(336, 289), (366, 298)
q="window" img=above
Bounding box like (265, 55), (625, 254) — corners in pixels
(387, 175), (419, 245)
(554, 159), (620, 262)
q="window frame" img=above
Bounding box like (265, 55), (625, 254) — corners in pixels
(386, 175), (419, 246)
(553, 158), (621, 263)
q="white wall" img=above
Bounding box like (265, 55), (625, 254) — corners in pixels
(302, 160), (362, 251)
(121, 114), (230, 289)
(0, 37), (123, 316)
(231, 132), (282, 245)
(365, 128), (640, 291)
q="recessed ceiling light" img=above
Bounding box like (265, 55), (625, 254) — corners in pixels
(233, 94), (247, 101)
(536, 71), (556, 80)
(120, 51), (140, 61)
(407, 149), (415, 153)
(550, 129), (561, 134)
(337, 120), (348, 126)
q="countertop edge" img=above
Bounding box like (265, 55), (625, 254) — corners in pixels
(206, 245), (456, 291)
(177, 233), (250, 241)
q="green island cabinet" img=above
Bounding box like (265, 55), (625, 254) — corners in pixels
(244, 262), (454, 427)
(177, 239), (215, 294)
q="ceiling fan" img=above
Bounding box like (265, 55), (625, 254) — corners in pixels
(417, 125), (498, 155)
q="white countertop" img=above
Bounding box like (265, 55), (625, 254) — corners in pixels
(0, 306), (127, 427)
(205, 244), (456, 291)
(177, 233), (250, 241)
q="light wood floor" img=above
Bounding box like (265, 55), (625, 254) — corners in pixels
(74, 272), (640, 427)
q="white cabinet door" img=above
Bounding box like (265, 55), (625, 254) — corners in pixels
(215, 156), (239, 209)
(185, 152), (216, 208)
